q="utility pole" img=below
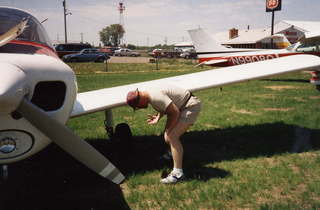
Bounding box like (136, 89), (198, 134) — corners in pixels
(118, 1), (125, 46)
(80, 32), (83, 43)
(62, 0), (72, 43)
(266, 0), (282, 49)
(271, 10), (275, 48)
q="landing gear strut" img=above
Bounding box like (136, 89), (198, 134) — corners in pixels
(104, 109), (133, 142)
(104, 109), (133, 164)
(1, 164), (8, 181)
(104, 109), (114, 139)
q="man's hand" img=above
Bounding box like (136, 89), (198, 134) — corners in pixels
(147, 113), (160, 125)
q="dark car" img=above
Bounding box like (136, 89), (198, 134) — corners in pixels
(62, 48), (110, 62)
(55, 43), (92, 58)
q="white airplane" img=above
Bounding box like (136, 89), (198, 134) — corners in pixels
(1, 7), (320, 185)
(188, 28), (320, 67)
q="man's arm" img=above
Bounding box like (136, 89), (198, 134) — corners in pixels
(164, 102), (180, 133)
(147, 112), (164, 125)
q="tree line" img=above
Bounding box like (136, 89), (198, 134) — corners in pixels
(99, 24), (174, 50)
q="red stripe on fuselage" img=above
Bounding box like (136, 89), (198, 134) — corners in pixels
(199, 52), (320, 67)
(9, 40), (58, 58)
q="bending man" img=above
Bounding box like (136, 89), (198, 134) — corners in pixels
(126, 84), (201, 184)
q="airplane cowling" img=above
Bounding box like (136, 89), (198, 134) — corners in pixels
(0, 54), (77, 164)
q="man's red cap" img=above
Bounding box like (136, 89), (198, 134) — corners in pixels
(126, 89), (139, 109)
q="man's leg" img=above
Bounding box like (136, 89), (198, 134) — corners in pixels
(165, 122), (191, 170)
(161, 122), (191, 184)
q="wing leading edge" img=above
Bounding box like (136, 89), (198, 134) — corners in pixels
(71, 54), (320, 118)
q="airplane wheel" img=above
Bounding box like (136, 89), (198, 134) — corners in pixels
(114, 123), (132, 141)
(113, 123), (134, 158)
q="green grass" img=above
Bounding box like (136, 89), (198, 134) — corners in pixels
(66, 61), (320, 209)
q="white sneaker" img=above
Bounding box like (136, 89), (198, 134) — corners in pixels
(160, 172), (185, 184)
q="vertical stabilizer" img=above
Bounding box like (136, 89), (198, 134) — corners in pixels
(188, 28), (227, 53)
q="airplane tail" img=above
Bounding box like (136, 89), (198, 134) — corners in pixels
(188, 28), (228, 53)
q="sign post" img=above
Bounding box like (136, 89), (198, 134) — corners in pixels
(266, 0), (282, 48)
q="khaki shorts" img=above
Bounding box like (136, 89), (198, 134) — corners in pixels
(179, 96), (201, 124)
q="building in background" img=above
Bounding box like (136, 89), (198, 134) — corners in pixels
(214, 20), (320, 49)
(173, 41), (194, 52)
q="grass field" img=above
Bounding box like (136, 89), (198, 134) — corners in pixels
(4, 59), (319, 210)
(64, 59), (320, 209)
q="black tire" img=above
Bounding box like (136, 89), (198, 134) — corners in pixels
(113, 123), (134, 161)
(70, 58), (77, 63)
(114, 123), (132, 141)
(96, 57), (105, 63)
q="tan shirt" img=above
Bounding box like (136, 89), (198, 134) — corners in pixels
(148, 84), (190, 113)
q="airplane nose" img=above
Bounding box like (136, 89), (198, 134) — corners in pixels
(0, 63), (27, 114)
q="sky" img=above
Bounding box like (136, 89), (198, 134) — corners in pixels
(1, 0), (320, 46)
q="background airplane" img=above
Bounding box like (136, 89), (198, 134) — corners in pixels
(1, 7), (320, 185)
(188, 28), (320, 67)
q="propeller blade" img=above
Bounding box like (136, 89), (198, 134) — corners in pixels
(0, 17), (28, 47)
(17, 98), (125, 184)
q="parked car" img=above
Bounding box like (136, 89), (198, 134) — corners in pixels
(62, 48), (110, 62)
(114, 48), (140, 57)
(99, 46), (120, 56)
(179, 49), (197, 59)
(148, 48), (162, 57)
(148, 48), (181, 58)
(55, 43), (92, 58)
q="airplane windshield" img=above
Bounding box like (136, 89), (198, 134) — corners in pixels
(286, 42), (298, 51)
(0, 7), (53, 49)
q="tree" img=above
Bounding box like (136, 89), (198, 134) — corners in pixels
(99, 24), (125, 47)
(127, 44), (136, 50)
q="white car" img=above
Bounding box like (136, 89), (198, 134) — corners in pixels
(114, 48), (140, 57)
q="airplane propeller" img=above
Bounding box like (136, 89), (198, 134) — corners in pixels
(0, 18), (29, 47)
(0, 64), (125, 184)
(17, 99), (125, 184)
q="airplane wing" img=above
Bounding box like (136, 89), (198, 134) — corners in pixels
(71, 54), (320, 118)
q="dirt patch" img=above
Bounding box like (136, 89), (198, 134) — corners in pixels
(108, 56), (151, 64)
(309, 96), (320, 99)
(264, 85), (298, 91)
(231, 108), (256, 115)
(263, 108), (294, 112)
(293, 97), (306, 102)
(204, 123), (221, 129)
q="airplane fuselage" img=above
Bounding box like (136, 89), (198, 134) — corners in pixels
(198, 50), (320, 67)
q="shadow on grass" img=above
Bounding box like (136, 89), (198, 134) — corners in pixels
(261, 78), (310, 83)
(2, 122), (319, 209)
(1, 143), (131, 210)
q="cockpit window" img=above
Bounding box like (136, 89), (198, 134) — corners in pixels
(286, 43), (298, 51)
(0, 7), (53, 49)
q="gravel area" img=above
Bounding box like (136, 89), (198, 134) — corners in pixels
(108, 56), (151, 63)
